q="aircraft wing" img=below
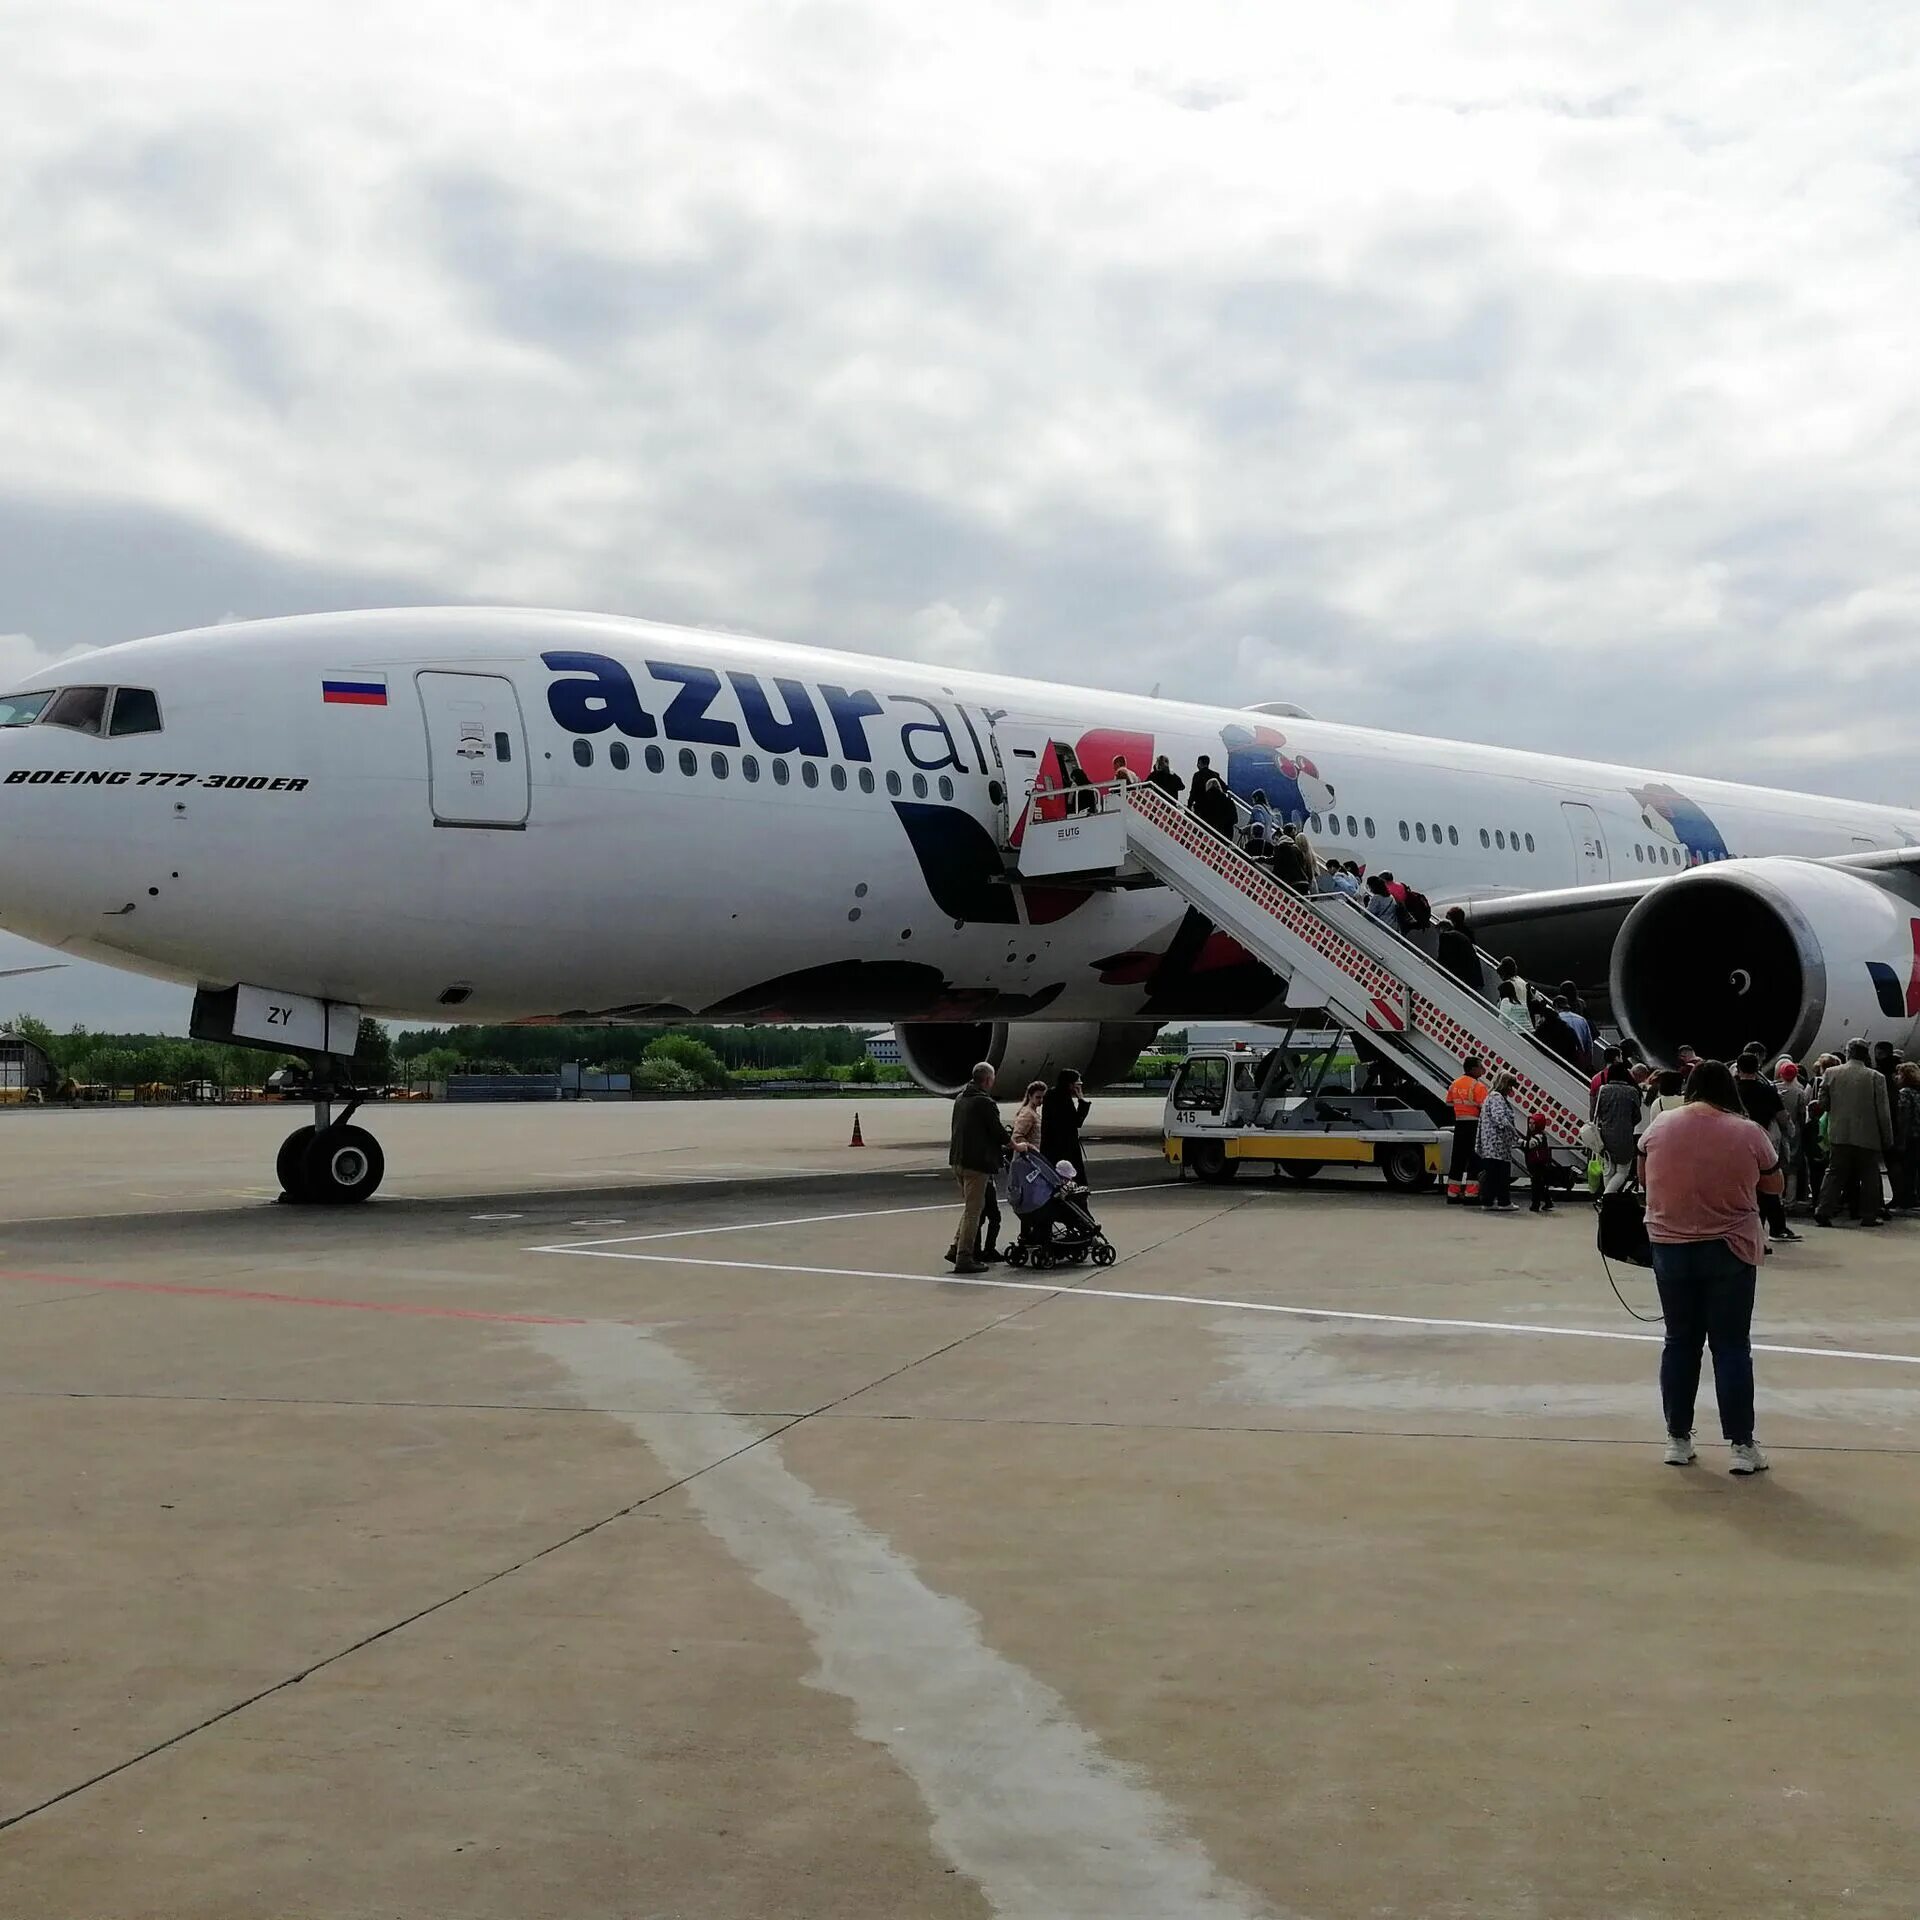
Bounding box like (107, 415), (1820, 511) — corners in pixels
(1453, 879), (1651, 998)
(1454, 846), (1920, 1002)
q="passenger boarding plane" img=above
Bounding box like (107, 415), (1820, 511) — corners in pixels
(4, 607), (1918, 1201)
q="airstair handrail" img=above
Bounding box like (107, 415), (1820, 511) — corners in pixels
(1311, 889), (1595, 1098)
(1116, 782), (1593, 1142)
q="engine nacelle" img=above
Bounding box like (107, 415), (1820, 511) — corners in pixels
(894, 1020), (1158, 1099)
(1612, 858), (1920, 1067)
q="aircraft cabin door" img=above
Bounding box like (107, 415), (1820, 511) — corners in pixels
(417, 672), (531, 828)
(988, 721), (1059, 850)
(1560, 800), (1610, 883)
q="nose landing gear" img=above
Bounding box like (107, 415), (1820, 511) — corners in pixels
(276, 1093), (387, 1204)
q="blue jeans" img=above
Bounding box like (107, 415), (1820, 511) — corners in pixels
(1651, 1239), (1757, 1445)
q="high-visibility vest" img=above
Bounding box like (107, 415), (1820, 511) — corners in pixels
(1448, 1077), (1489, 1120)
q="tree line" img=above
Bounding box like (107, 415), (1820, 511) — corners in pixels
(6, 1013), (326, 1091)
(11, 1013), (1184, 1096)
(391, 1022), (887, 1088)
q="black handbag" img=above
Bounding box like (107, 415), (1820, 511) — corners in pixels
(1596, 1188), (1652, 1268)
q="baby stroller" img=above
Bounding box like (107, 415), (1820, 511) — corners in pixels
(1003, 1155), (1118, 1269)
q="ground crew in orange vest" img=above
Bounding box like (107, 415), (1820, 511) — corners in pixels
(1446, 1056), (1490, 1203)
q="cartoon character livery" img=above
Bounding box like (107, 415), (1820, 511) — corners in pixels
(1632, 783), (1730, 867)
(1219, 723), (1335, 825)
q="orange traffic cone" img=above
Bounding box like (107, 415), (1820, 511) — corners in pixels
(849, 1112), (865, 1147)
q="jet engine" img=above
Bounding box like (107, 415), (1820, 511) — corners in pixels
(1611, 858), (1920, 1066)
(894, 1020), (1159, 1098)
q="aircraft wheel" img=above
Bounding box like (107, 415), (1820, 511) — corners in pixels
(302, 1125), (386, 1205)
(1278, 1161), (1322, 1183)
(1188, 1140), (1240, 1185)
(1378, 1144), (1435, 1193)
(275, 1125), (317, 1202)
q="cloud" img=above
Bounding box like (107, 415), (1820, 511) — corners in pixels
(899, 596), (1008, 673)
(0, 631), (78, 688)
(3, 1), (1920, 1023)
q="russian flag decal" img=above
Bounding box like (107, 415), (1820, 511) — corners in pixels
(322, 675), (388, 707)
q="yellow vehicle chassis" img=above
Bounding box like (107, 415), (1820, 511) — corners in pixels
(1165, 1132), (1444, 1171)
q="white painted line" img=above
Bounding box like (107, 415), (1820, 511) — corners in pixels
(530, 1186), (1187, 1255)
(536, 1246), (1920, 1369)
(532, 1201), (958, 1252)
(543, 1248), (959, 1281)
(535, 1323), (1272, 1918)
(575, 1164), (857, 1185)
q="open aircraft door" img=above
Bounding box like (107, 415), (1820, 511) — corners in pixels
(417, 672), (531, 828)
(989, 721), (1062, 851)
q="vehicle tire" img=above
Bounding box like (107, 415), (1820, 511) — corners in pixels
(1188, 1139), (1240, 1185)
(1377, 1144), (1435, 1193)
(275, 1125), (317, 1202)
(1091, 1241), (1118, 1268)
(1277, 1160), (1322, 1183)
(1031, 1248), (1052, 1270)
(1005, 1244), (1028, 1268)
(301, 1125), (386, 1205)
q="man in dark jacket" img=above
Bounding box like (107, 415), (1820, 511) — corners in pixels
(1436, 907), (1482, 992)
(1270, 824), (1312, 892)
(1146, 755), (1184, 800)
(1187, 756), (1238, 839)
(1532, 1001), (1584, 1068)
(1816, 1040), (1894, 1227)
(947, 1062), (1007, 1272)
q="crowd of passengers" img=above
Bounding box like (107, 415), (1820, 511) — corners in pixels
(1445, 1028), (1920, 1234)
(1042, 749), (1920, 1229)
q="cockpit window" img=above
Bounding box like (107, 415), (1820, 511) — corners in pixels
(0, 691), (52, 727)
(41, 685), (110, 735)
(107, 687), (163, 736)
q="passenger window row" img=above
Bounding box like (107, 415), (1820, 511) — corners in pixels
(1306, 811), (1373, 839)
(1289, 811), (1538, 856)
(1636, 841), (1713, 867)
(1475, 826), (1536, 853)
(568, 738), (955, 801)
(1378, 818), (1538, 853)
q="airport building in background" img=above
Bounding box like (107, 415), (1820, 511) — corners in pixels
(0, 1028), (55, 1101)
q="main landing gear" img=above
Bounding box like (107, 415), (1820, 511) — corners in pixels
(276, 1092), (386, 1205)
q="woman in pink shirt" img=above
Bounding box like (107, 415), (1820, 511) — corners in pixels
(1637, 1059), (1785, 1475)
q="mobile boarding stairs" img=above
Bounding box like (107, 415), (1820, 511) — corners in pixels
(1014, 781), (1594, 1156)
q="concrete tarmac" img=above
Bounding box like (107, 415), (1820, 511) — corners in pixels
(2, 1100), (1918, 1918)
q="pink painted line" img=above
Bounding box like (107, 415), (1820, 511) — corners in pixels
(0, 1270), (587, 1326)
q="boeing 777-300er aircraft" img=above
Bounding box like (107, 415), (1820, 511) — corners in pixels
(3, 607), (1918, 1201)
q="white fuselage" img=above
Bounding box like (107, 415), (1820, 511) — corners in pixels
(3, 608), (1915, 1026)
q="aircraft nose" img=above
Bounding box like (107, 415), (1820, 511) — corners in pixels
(0, 741), (76, 943)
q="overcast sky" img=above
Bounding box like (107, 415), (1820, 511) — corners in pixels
(4, 2), (1919, 1028)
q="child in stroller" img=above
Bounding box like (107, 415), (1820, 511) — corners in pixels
(1004, 1156), (1118, 1269)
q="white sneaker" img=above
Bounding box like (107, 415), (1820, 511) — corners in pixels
(1663, 1433), (1697, 1466)
(1729, 1443), (1771, 1475)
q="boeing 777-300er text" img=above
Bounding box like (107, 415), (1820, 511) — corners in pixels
(3, 608), (1918, 1201)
